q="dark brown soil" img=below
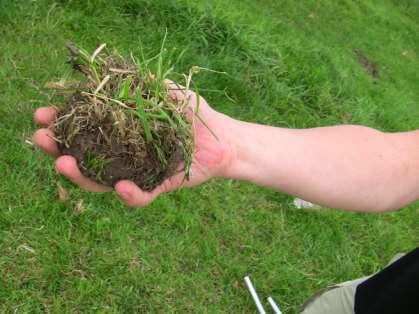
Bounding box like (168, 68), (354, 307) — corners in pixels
(355, 49), (380, 78)
(55, 93), (184, 191)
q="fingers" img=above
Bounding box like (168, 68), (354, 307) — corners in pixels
(33, 107), (60, 156)
(32, 128), (60, 157)
(34, 107), (58, 126)
(114, 173), (186, 207)
(114, 180), (160, 207)
(165, 79), (190, 102)
(165, 78), (184, 90)
(55, 155), (112, 192)
(34, 107), (115, 194)
(165, 80), (198, 123)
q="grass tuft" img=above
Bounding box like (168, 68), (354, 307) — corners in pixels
(52, 41), (195, 189)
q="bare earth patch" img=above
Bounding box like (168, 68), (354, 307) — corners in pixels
(355, 49), (380, 78)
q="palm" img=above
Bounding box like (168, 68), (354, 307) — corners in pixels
(180, 103), (230, 185)
(153, 92), (233, 193)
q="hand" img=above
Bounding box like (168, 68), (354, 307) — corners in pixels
(33, 83), (236, 207)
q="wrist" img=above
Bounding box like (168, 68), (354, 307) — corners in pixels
(215, 113), (255, 181)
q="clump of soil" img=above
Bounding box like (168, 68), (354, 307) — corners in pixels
(52, 43), (193, 191)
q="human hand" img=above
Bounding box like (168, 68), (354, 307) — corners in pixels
(33, 82), (236, 207)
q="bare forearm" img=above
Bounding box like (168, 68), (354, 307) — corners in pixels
(221, 114), (419, 212)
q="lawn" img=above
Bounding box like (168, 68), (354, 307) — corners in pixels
(0, 0), (418, 312)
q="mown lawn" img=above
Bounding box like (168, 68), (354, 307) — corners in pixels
(0, 0), (418, 312)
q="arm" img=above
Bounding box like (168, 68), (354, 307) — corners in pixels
(221, 115), (419, 212)
(33, 87), (419, 211)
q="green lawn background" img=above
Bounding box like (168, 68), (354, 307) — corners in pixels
(0, 0), (418, 312)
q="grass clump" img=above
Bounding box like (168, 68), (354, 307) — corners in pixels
(53, 41), (193, 191)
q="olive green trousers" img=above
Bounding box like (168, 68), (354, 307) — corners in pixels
(299, 253), (404, 314)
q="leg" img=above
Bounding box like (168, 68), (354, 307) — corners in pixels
(299, 253), (405, 314)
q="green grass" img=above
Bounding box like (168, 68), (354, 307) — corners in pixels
(0, 0), (418, 312)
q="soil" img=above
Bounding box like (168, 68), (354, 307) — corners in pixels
(355, 49), (380, 78)
(55, 93), (184, 191)
(52, 45), (189, 191)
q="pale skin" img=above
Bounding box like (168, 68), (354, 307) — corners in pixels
(33, 83), (419, 211)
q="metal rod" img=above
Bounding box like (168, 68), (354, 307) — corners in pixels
(267, 296), (282, 314)
(244, 276), (266, 314)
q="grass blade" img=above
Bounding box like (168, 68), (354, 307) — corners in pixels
(135, 92), (153, 143)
